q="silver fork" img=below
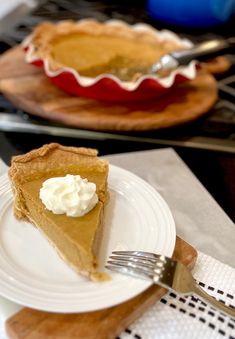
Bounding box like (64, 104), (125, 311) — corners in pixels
(106, 251), (235, 319)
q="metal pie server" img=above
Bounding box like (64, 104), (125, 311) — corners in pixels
(152, 37), (235, 73)
(115, 37), (235, 80)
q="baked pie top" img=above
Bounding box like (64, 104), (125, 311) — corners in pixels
(27, 20), (184, 80)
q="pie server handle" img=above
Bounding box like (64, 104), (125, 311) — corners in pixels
(156, 38), (235, 71)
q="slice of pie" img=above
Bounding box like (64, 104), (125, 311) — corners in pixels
(8, 143), (109, 281)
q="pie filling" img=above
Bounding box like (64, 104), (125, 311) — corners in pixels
(50, 32), (165, 78)
(22, 177), (103, 276)
(27, 21), (186, 81)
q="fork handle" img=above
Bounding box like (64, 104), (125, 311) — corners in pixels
(193, 285), (235, 318)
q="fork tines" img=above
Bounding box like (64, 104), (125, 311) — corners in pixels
(106, 250), (168, 280)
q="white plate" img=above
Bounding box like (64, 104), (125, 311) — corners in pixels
(0, 165), (175, 313)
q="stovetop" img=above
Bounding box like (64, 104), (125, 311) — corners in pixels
(0, 0), (235, 153)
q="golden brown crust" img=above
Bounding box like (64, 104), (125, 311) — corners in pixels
(27, 20), (183, 73)
(11, 142), (98, 163)
(9, 143), (107, 185)
(29, 19), (183, 51)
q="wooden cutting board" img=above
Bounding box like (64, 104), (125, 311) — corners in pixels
(6, 236), (197, 339)
(0, 46), (218, 132)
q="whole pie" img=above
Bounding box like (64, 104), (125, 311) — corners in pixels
(8, 143), (109, 281)
(26, 20), (184, 81)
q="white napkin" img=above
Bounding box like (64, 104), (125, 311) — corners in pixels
(120, 251), (235, 339)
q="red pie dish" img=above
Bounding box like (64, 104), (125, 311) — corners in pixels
(23, 19), (197, 102)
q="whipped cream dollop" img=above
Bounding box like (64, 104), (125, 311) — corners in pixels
(39, 174), (98, 217)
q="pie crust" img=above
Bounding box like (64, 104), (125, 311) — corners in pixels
(25, 20), (185, 80)
(8, 143), (109, 281)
